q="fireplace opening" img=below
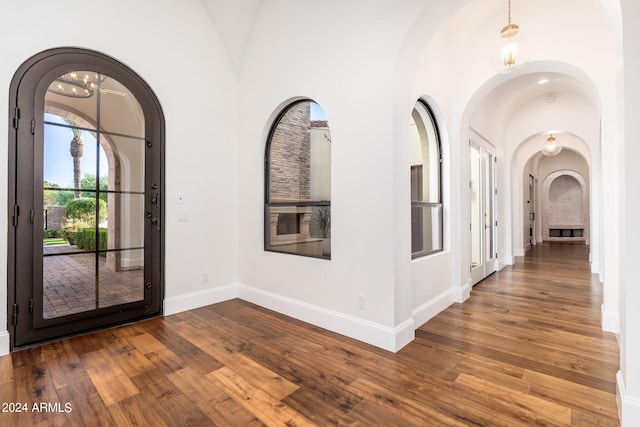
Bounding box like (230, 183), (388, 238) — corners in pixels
(549, 228), (584, 238)
(276, 213), (301, 235)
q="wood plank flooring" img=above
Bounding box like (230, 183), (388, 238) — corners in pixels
(0, 242), (619, 426)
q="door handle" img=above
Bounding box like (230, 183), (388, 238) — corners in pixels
(153, 192), (160, 231)
(148, 192), (161, 230)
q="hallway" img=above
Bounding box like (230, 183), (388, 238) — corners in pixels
(419, 242), (619, 425)
(0, 243), (619, 426)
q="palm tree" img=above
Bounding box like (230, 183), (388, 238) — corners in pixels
(64, 119), (83, 198)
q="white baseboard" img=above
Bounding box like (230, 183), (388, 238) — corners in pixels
(413, 289), (455, 328)
(524, 242), (531, 252)
(498, 256), (513, 270)
(513, 248), (525, 257)
(164, 284), (238, 316)
(602, 303), (620, 334)
(617, 371), (640, 426)
(451, 279), (471, 304)
(236, 284), (414, 352)
(3, 279), (453, 355)
(0, 330), (10, 356)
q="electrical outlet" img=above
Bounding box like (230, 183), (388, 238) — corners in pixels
(202, 272), (209, 283)
(358, 294), (366, 310)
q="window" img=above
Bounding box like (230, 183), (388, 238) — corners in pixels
(410, 99), (443, 258)
(265, 100), (331, 259)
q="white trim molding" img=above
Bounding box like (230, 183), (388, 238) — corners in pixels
(451, 279), (471, 304)
(602, 303), (620, 334)
(413, 289), (455, 328)
(513, 248), (525, 257)
(164, 284), (239, 316)
(162, 283), (420, 352)
(498, 255), (514, 271)
(0, 330), (10, 356)
(236, 283), (415, 352)
(617, 371), (640, 426)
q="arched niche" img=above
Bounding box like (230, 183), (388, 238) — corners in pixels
(542, 170), (588, 242)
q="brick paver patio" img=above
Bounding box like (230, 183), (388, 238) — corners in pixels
(43, 245), (143, 319)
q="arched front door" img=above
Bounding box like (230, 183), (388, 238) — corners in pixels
(8, 48), (164, 348)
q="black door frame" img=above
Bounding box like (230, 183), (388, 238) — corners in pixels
(7, 47), (165, 349)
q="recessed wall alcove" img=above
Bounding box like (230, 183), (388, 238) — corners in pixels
(542, 170), (588, 243)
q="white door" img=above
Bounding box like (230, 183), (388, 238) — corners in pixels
(529, 174), (536, 246)
(470, 140), (497, 285)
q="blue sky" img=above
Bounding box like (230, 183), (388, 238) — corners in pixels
(310, 102), (328, 121)
(44, 114), (108, 187)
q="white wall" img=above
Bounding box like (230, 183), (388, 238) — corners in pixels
(236, 0), (428, 351)
(0, 0), (240, 352)
(620, 1), (640, 424)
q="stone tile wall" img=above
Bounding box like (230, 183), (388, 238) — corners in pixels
(542, 170), (588, 242)
(269, 102), (311, 201)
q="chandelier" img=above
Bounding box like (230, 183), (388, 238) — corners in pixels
(541, 134), (562, 157)
(47, 71), (104, 98)
(500, 0), (520, 68)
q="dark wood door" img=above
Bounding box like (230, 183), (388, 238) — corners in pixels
(8, 48), (164, 348)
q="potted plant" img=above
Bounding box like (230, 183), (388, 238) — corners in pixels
(314, 206), (331, 256)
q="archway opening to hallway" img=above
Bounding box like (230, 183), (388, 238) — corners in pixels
(522, 148), (591, 253)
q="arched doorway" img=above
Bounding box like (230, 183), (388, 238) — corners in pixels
(8, 48), (164, 348)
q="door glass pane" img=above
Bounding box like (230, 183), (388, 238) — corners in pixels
(41, 70), (147, 321)
(107, 135), (146, 193)
(45, 71), (100, 128)
(529, 176), (535, 244)
(44, 118), (100, 194)
(484, 152), (494, 262)
(43, 253), (96, 319)
(99, 249), (144, 309)
(99, 77), (144, 137)
(107, 193), (145, 250)
(470, 145), (482, 267)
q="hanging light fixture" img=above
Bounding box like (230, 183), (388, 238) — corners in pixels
(47, 71), (104, 98)
(541, 134), (562, 157)
(500, 0), (520, 68)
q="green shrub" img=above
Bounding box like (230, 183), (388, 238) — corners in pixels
(66, 197), (107, 223)
(75, 228), (107, 255)
(60, 219), (93, 242)
(43, 229), (60, 238)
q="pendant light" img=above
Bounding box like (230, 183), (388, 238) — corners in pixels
(541, 134), (562, 157)
(500, 0), (520, 68)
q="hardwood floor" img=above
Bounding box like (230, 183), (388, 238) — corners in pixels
(0, 242), (619, 426)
